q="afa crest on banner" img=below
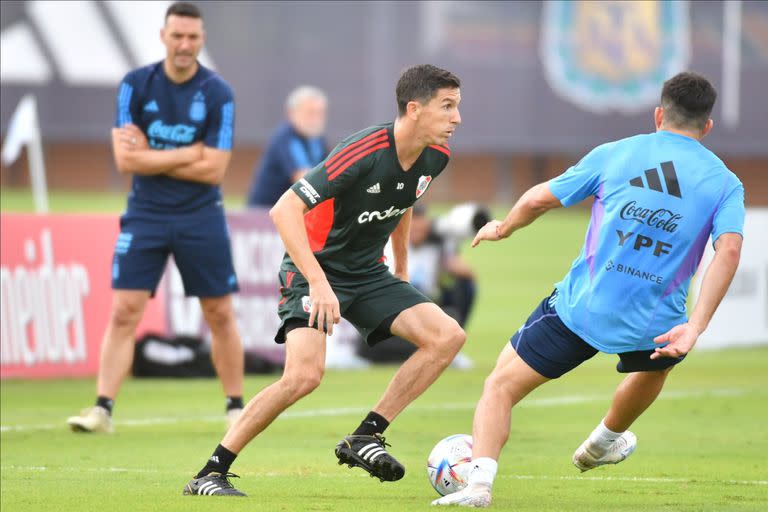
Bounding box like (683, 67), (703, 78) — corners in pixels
(541, 0), (690, 113)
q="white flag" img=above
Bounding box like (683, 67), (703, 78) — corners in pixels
(1, 94), (38, 166)
(1, 94), (48, 213)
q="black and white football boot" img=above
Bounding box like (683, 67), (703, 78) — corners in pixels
(335, 433), (405, 482)
(183, 472), (247, 496)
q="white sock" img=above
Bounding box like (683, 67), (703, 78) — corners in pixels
(467, 457), (498, 488)
(587, 419), (622, 456)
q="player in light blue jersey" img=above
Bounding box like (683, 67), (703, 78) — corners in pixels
(434, 72), (744, 507)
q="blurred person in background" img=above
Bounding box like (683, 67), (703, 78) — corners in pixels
(434, 72), (744, 507)
(409, 203), (487, 329)
(361, 203), (489, 369)
(246, 86), (328, 207)
(66, 2), (245, 434)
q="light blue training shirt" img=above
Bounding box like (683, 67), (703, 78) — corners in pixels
(549, 130), (745, 353)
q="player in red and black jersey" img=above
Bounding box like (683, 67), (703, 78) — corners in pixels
(185, 64), (464, 496)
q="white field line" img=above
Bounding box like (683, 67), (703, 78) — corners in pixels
(1, 465), (765, 486)
(0, 388), (748, 433)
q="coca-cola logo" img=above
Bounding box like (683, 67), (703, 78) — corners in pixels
(147, 120), (196, 144)
(620, 201), (682, 233)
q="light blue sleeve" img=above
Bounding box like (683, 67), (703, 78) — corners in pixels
(203, 80), (235, 150)
(711, 176), (745, 243)
(548, 146), (604, 207)
(288, 137), (312, 169)
(114, 72), (137, 128)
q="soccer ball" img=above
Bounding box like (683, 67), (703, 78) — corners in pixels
(426, 434), (474, 496)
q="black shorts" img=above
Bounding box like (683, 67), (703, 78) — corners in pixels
(275, 266), (431, 346)
(510, 292), (685, 379)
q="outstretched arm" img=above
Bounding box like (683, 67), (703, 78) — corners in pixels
(270, 190), (340, 335)
(472, 182), (562, 247)
(651, 232), (742, 359)
(389, 208), (412, 282)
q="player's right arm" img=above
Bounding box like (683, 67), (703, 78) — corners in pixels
(472, 144), (605, 247)
(471, 182), (562, 247)
(111, 74), (200, 175)
(270, 190), (340, 335)
(269, 136), (377, 335)
(111, 124), (200, 175)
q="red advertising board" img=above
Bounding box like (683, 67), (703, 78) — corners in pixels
(161, 210), (287, 365)
(0, 214), (164, 378)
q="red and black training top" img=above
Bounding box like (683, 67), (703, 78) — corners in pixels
(286, 122), (450, 278)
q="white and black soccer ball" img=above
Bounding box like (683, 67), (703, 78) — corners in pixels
(426, 434), (474, 496)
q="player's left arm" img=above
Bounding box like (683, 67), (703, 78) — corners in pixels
(166, 146), (231, 185)
(167, 88), (235, 185)
(651, 232), (742, 359)
(390, 208), (412, 282)
(652, 179), (745, 359)
(472, 182), (562, 247)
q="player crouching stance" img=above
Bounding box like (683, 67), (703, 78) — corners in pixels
(184, 64), (465, 496)
(433, 72), (744, 507)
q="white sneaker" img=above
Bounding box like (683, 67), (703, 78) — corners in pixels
(572, 430), (637, 472)
(66, 406), (113, 433)
(226, 408), (242, 430)
(324, 350), (371, 370)
(450, 352), (475, 371)
(431, 484), (492, 507)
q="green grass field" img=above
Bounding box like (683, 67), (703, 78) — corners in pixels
(2, 189), (767, 511)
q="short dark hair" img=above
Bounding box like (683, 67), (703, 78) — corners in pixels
(660, 71), (717, 130)
(165, 2), (202, 22)
(396, 64), (461, 116)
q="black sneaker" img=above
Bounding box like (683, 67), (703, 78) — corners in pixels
(183, 472), (247, 496)
(335, 433), (405, 482)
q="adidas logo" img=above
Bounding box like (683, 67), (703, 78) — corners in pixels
(366, 183), (381, 194)
(143, 100), (159, 112)
(209, 456), (220, 463)
(629, 161), (682, 198)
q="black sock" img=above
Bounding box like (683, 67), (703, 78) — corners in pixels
(352, 411), (390, 436)
(196, 444), (237, 478)
(226, 396), (243, 412)
(95, 396), (114, 416)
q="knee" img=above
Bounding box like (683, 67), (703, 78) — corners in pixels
(425, 322), (465, 364)
(202, 300), (236, 332)
(109, 299), (144, 330)
(280, 367), (324, 403)
(483, 371), (504, 393)
(483, 366), (518, 397)
(440, 322), (466, 356)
